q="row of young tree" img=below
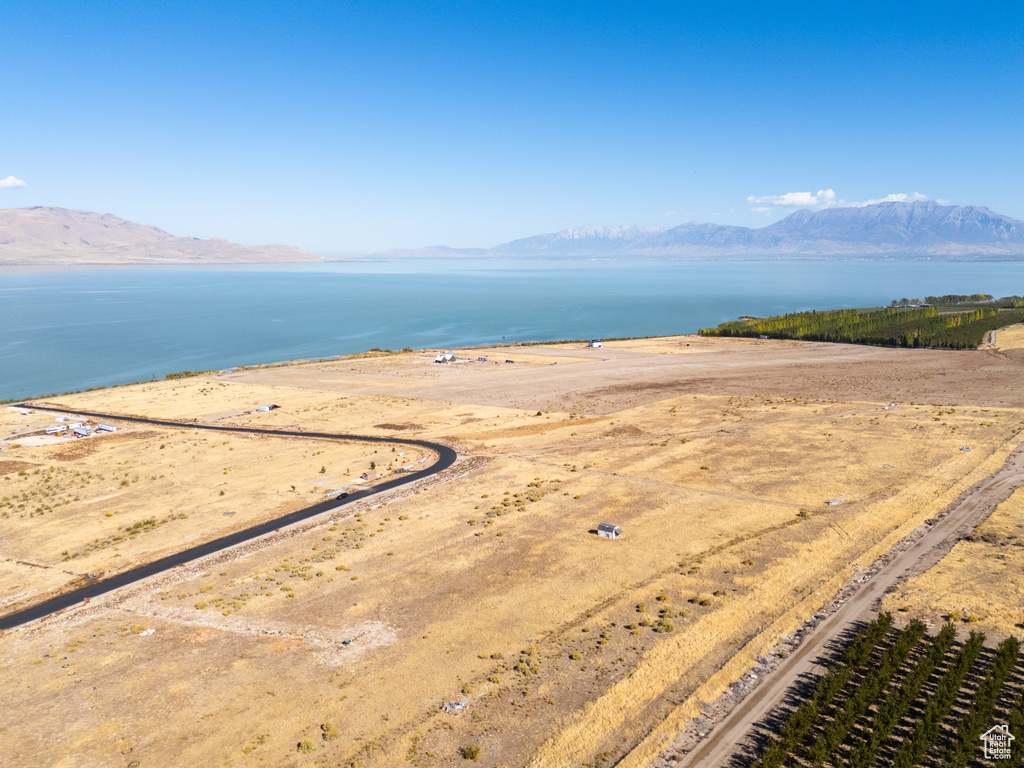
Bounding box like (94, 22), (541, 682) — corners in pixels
(700, 306), (1024, 350)
(889, 295), (1024, 308)
(941, 636), (1021, 767)
(845, 623), (958, 768)
(751, 614), (894, 768)
(889, 631), (986, 768)
(806, 620), (927, 764)
(747, 618), (1024, 768)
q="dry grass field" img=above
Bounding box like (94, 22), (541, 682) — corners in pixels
(995, 322), (1024, 351)
(882, 486), (1024, 635)
(1, 336), (1022, 768)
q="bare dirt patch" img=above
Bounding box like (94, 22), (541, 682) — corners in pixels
(0, 460), (39, 476)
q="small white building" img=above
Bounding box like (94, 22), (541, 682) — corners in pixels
(361, 470), (381, 481)
(597, 522), (623, 539)
(435, 351), (456, 363)
(45, 426), (65, 435)
(72, 426), (92, 437)
(588, 339), (603, 348)
(96, 423), (117, 433)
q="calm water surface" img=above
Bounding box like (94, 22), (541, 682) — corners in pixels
(1, 259), (1021, 401)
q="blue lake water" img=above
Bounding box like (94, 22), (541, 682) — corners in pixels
(1, 259), (1021, 401)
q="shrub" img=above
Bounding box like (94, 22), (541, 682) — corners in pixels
(461, 744), (481, 761)
(297, 739), (317, 753)
(321, 722), (341, 741)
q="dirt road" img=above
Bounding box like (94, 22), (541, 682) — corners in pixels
(0, 403), (457, 631)
(674, 443), (1024, 768)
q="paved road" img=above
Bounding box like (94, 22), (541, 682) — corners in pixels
(676, 444), (1024, 768)
(0, 403), (458, 631)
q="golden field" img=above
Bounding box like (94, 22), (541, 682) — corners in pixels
(881, 486), (1024, 634)
(1, 335), (1022, 768)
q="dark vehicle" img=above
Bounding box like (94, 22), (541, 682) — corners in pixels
(337, 492), (349, 498)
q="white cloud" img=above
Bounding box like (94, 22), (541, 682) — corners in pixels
(746, 188), (939, 213)
(746, 189), (837, 208)
(849, 192), (928, 207)
(663, 211), (676, 216)
(0, 175), (26, 188)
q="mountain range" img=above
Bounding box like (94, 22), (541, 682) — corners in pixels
(0, 207), (320, 265)
(2, 201), (1022, 265)
(379, 201), (1024, 259)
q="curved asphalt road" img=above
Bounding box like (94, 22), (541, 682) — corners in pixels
(0, 403), (458, 631)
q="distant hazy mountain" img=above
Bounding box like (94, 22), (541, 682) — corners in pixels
(370, 245), (489, 258)
(0, 207), (321, 265)
(486, 202), (1024, 258)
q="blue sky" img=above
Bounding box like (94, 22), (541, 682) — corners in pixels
(2, 1), (1021, 255)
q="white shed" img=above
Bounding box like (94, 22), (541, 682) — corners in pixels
(434, 351), (456, 363)
(597, 522), (623, 539)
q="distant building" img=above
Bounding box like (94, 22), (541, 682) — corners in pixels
(96, 423), (117, 432)
(588, 339), (603, 348)
(72, 426), (92, 437)
(361, 471), (380, 481)
(435, 351), (456, 363)
(257, 404), (279, 412)
(597, 522), (623, 539)
(45, 426), (65, 435)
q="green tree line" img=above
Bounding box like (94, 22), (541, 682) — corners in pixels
(700, 306), (1024, 350)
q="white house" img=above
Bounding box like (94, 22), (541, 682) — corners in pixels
(597, 522), (623, 539)
(434, 351), (456, 363)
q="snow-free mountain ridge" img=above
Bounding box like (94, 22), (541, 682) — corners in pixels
(0, 207), (321, 265)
